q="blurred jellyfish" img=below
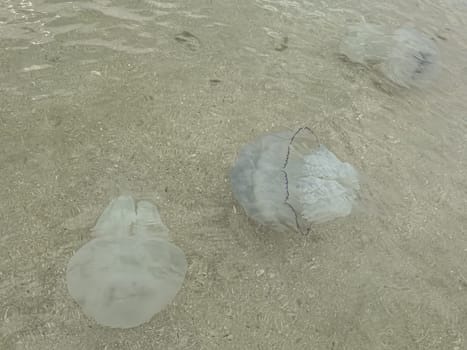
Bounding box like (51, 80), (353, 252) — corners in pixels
(230, 128), (360, 233)
(66, 196), (187, 328)
(340, 24), (440, 88)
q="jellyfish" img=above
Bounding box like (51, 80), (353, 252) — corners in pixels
(339, 24), (440, 88)
(66, 196), (187, 328)
(230, 128), (360, 233)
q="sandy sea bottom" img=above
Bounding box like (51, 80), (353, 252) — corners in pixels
(0, 0), (466, 349)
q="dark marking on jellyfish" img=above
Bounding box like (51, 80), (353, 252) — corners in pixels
(274, 36), (289, 52)
(412, 51), (433, 75)
(174, 31), (201, 51)
(281, 127), (319, 235)
(282, 126), (319, 169)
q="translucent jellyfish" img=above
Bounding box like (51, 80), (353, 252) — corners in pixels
(339, 23), (390, 66)
(230, 128), (360, 233)
(66, 196), (187, 328)
(340, 24), (440, 88)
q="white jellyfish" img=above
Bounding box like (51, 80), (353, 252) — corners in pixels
(230, 128), (360, 233)
(66, 196), (187, 329)
(339, 24), (440, 88)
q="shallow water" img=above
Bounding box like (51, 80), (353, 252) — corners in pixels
(1, 0), (466, 349)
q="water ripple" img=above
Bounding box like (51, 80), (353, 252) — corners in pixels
(0, 0), (205, 53)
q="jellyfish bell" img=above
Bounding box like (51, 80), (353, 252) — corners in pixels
(92, 195), (169, 240)
(230, 128), (360, 233)
(66, 236), (187, 329)
(230, 131), (297, 231)
(340, 24), (440, 88)
(380, 26), (440, 88)
(66, 196), (186, 328)
(339, 23), (390, 66)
